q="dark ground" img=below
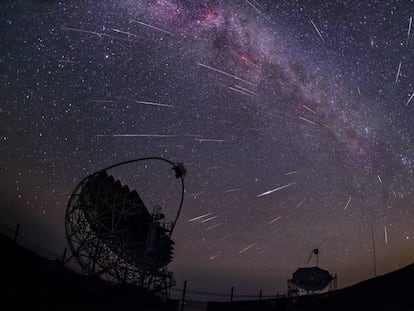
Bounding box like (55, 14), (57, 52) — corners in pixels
(0, 233), (177, 310)
(208, 261), (414, 311)
(1, 232), (414, 310)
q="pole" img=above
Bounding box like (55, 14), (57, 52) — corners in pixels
(230, 286), (234, 303)
(14, 223), (20, 243)
(371, 224), (377, 277)
(62, 247), (67, 263)
(180, 280), (187, 311)
(259, 289), (262, 300)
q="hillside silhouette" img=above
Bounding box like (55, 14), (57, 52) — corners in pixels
(0, 233), (176, 310)
(1, 232), (414, 310)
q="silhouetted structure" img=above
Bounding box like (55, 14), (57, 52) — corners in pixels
(4, 229), (414, 310)
(288, 249), (337, 295)
(65, 157), (186, 298)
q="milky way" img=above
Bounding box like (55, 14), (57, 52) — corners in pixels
(2, 0), (414, 298)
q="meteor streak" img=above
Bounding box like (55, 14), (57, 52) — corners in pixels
(155, 144), (183, 148)
(297, 116), (318, 126)
(234, 85), (256, 95)
(206, 223), (222, 230)
(243, 0), (265, 16)
(87, 99), (117, 103)
(63, 26), (130, 42)
(96, 134), (179, 138)
(136, 100), (173, 108)
(302, 133), (315, 137)
(131, 20), (174, 36)
(188, 213), (213, 222)
(201, 215), (220, 223)
(224, 188), (241, 193)
(257, 183), (296, 198)
(113, 28), (144, 39)
(196, 62), (256, 86)
(302, 104), (318, 115)
(310, 20), (325, 42)
(344, 196), (352, 209)
(63, 26), (101, 36)
(229, 86), (254, 97)
(252, 0), (264, 9)
(296, 200), (305, 208)
(285, 170), (299, 176)
(238, 243), (256, 254)
(407, 17), (412, 47)
(195, 138), (226, 142)
(395, 61), (402, 87)
(208, 166), (222, 170)
(405, 92), (414, 107)
(269, 216), (282, 224)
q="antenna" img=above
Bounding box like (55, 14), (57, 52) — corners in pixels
(307, 248), (319, 267)
(370, 224), (377, 277)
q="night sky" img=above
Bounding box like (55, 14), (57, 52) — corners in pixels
(2, 0), (414, 297)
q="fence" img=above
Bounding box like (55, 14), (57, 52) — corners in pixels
(0, 221), (65, 260)
(0, 221), (287, 305)
(169, 281), (286, 304)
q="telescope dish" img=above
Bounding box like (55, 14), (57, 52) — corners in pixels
(65, 157), (186, 296)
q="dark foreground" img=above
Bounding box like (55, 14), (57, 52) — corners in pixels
(0, 233), (177, 310)
(1, 232), (414, 310)
(209, 261), (414, 311)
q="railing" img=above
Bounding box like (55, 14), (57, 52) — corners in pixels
(0, 221), (65, 260)
(169, 280), (286, 305)
(0, 221), (287, 306)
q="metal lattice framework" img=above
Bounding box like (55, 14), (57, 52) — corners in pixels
(287, 249), (337, 296)
(65, 157), (186, 296)
(287, 267), (337, 296)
